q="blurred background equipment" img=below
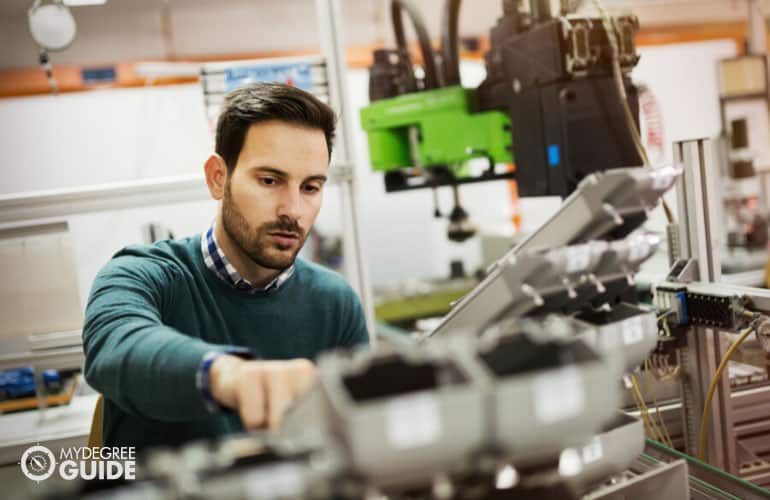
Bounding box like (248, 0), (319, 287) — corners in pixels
(360, 0), (643, 242)
(0, 222), (98, 467)
(28, 0), (79, 94)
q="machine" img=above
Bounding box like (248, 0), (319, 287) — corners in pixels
(34, 165), (770, 499)
(360, 0), (644, 240)
(36, 166), (691, 500)
(26, 2), (770, 499)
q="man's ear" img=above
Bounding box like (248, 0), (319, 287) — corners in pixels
(204, 154), (228, 200)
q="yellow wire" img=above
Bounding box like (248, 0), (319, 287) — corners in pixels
(592, 0), (675, 225)
(631, 374), (664, 443)
(643, 358), (674, 448)
(698, 326), (755, 461)
(628, 380), (655, 439)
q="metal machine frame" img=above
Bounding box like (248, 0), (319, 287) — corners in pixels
(666, 138), (770, 481)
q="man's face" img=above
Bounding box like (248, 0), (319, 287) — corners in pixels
(221, 120), (329, 270)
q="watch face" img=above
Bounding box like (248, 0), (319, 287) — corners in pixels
(20, 445), (56, 482)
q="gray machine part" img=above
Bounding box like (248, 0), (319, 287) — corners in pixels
(284, 343), (487, 489)
(514, 165), (680, 253)
(428, 164), (681, 341)
(431, 167), (681, 336)
(282, 320), (628, 488)
(566, 412), (646, 491)
(430, 232), (661, 338)
(584, 458), (690, 500)
(470, 332), (621, 468)
(572, 303), (659, 374)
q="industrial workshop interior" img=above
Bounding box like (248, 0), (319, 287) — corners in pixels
(3, 0), (770, 498)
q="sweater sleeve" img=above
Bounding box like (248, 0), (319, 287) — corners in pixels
(339, 285), (370, 348)
(82, 255), (236, 422)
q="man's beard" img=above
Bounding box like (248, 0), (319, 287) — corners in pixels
(221, 182), (307, 271)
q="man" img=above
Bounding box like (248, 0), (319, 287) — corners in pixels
(83, 83), (369, 451)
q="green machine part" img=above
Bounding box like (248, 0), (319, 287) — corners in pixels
(359, 85), (513, 176)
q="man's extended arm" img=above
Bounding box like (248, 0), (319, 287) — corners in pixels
(83, 256), (315, 427)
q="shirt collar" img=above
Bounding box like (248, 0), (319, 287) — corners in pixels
(200, 222), (295, 293)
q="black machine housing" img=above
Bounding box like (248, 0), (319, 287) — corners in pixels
(477, 6), (643, 197)
(369, 0), (645, 200)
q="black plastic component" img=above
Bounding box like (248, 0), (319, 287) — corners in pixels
(488, 75), (642, 197)
(342, 357), (467, 402)
(529, 0), (552, 23)
(480, 336), (597, 377)
(477, 13), (643, 198)
(383, 166), (517, 192)
(369, 49), (406, 101)
(449, 259), (466, 279)
(685, 293), (738, 329)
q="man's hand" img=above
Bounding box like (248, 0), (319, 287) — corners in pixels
(209, 355), (317, 429)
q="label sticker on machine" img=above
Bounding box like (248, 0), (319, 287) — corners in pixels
(532, 367), (585, 424)
(622, 316), (645, 345)
(581, 437), (603, 464)
(386, 393), (441, 449)
(628, 238), (650, 262)
(245, 463), (307, 498)
(565, 245), (592, 273)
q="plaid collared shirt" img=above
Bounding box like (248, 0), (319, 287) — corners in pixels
(200, 222), (295, 293)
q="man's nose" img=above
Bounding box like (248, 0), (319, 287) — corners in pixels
(276, 187), (303, 221)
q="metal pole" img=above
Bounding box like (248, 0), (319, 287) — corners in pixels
(747, 0), (766, 56)
(673, 138), (737, 473)
(314, 0), (376, 342)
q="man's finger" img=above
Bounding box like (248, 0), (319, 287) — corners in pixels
(237, 365), (266, 429)
(265, 364), (293, 430)
(289, 359), (317, 398)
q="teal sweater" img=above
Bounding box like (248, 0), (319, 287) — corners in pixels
(83, 235), (368, 451)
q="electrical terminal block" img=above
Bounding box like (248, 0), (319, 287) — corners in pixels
(653, 285), (688, 326)
(684, 292), (743, 329)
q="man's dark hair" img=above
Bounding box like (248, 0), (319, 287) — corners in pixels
(215, 82), (337, 170)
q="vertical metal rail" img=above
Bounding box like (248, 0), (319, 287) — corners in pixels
(673, 138), (737, 473)
(314, 0), (376, 342)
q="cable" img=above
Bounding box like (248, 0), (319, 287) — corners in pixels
(627, 378), (656, 440)
(441, 0), (461, 86)
(591, 0), (646, 165)
(630, 374), (665, 443)
(643, 358), (674, 448)
(591, 0), (676, 224)
(698, 325), (755, 461)
(391, 0), (441, 90)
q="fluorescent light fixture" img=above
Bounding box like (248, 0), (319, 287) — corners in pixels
(63, 0), (107, 6)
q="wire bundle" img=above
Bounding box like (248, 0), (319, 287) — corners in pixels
(628, 363), (675, 449)
(592, 0), (675, 224)
(390, 0), (463, 91)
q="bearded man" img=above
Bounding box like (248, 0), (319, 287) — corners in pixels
(83, 83), (369, 451)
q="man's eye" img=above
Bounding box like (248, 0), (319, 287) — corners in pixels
(259, 177), (277, 186)
(303, 184), (321, 193)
